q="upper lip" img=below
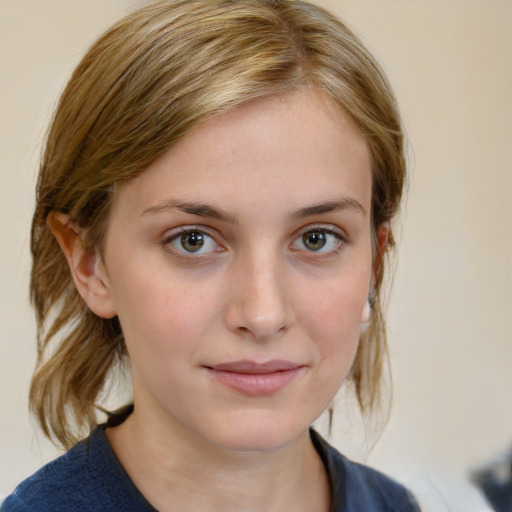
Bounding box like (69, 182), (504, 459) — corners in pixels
(205, 360), (304, 374)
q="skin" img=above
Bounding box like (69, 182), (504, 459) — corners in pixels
(49, 88), (385, 512)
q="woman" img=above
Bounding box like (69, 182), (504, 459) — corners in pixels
(2, 0), (420, 510)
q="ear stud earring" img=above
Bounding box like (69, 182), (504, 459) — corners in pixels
(361, 300), (371, 323)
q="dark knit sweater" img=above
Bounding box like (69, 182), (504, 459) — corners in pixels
(2, 427), (420, 511)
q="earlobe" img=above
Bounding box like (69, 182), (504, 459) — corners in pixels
(46, 212), (117, 319)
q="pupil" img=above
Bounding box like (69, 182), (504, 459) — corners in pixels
(303, 231), (326, 251)
(181, 232), (204, 252)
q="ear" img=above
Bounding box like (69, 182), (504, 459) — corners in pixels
(372, 222), (390, 282)
(47, 212), (117, 319)
(361, 222), (390, 324)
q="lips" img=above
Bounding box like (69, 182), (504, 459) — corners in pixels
(204, 360), (305, 396)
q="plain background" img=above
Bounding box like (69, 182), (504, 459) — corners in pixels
(1, 1), (510, 510)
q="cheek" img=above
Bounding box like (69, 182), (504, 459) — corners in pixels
(109, 263), (222, 363)
(299, 267), (369, 359)
(291, 271), (368, 414)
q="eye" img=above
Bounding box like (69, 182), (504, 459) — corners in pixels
(291, 227), (344, 254)
(165, 228), (220, 255)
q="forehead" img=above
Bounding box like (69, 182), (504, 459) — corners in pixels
(111, 89), (372, 221)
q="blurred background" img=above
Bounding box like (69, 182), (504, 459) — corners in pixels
(1, 1), (510, 510)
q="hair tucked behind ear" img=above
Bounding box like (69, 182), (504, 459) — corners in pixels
(30, 0), (405, 448)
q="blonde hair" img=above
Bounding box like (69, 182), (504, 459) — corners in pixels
(30, 0), (405, 448)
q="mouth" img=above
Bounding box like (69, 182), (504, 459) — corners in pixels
(204, 360), (305, 396)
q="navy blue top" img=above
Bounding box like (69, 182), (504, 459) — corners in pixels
(2, 426), (420, 511)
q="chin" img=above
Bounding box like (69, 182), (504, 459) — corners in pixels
(206, 414), (309, 454)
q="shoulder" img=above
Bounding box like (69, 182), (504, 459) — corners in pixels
(1, 426), (154, 512)
(310, 429), (421, 512)
(2, 435), (93, 512)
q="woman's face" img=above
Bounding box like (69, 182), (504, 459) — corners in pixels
(99, 89), (374, 453)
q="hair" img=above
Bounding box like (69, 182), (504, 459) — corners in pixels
(30, 0), (406, 449)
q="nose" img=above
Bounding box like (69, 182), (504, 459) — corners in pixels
(225, 248), (293, 341)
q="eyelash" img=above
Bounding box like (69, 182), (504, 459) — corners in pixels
(160, 224), (347, 260)
(291, 225), (346, 255)
(161, 226), (223, 260)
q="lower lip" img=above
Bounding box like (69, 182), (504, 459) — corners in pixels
(206, 367), (304, 396)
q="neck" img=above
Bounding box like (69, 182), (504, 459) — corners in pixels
(106, 409), (330, 512)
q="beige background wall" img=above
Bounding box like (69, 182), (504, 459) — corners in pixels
(1, 1), (511, 510)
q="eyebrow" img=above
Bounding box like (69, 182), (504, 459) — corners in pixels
(141, 200), (239, 223)
(141, 196), (366, 222)
(292, 198), (366, 219)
